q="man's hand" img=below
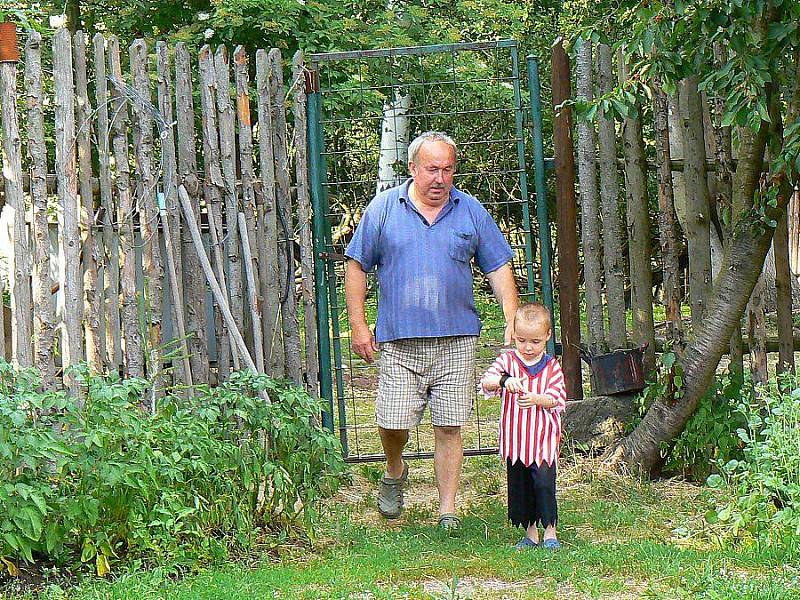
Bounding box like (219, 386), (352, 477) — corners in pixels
(351, 325), (379, 364)
(504, 320), (514, 346)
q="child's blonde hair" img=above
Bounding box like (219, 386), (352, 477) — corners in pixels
(514, 302), (551, 330)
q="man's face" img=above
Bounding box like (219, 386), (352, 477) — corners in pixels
(408, 140), (456, 206)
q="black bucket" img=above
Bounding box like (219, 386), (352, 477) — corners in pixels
(579, 344), (648, 396)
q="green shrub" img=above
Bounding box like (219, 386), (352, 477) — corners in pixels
(0, 362), (345, 576)
(707, 374), (800, 541)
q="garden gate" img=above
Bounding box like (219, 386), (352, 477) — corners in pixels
(306, 40), (553, 462)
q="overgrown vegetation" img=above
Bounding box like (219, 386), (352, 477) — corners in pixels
(707, 374), (800, 543)
(0, 362), (345, 578)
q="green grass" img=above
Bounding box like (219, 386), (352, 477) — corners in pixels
(18, 457), (800, 599)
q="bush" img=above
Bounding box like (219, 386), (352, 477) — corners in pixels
(707, 374), (800, 541)
(0, 363), (345, 576)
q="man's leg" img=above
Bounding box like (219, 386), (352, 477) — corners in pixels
(433, 425), (463, 515)
(379, 426), (409, 478)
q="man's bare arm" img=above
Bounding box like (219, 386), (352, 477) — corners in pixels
(345, 259), (379, 363)
(486, 262), (519, 345)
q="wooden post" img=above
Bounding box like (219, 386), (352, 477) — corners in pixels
(74, 31), (104, 370)
(24, 31), (56, 388)
(93, 33), (122, 372)
(215, 46), (245, 373)
(156, 41), (189, 386)
(575, 39), (605, 354)
(748, 272), (768, 384)
(0, 33), (32, 368)
(653, 81), (684, 346)
(595, 44), (627, 350)
(551, 39), (582, 400)
(130, 39), (165, 404)
(108, 35), (144, 378)
(175, 42), (210, 385)
(0, 38), (33, 369)
(199, 44), (233, 380)
(293, 50), (320, 396)
(680, 77), (713, 326)
(255, 49), (285, 377)
(234, 46), (265, 373)
(53, 28), (83, 382)
(269, 48), (302, 386)
(617, 48), (656, 372)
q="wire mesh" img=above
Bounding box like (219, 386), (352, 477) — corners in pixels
(309, 41), (542, 462)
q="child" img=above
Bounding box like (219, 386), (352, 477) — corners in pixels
(480, 302), (567, 550)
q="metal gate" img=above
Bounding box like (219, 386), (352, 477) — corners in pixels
(306, 40), (553, 462)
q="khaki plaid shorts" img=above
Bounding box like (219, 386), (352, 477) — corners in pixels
(376, 336), (478, 429)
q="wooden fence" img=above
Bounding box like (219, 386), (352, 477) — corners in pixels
(553, 38), (797, 396)
(0, 28), (319, 401)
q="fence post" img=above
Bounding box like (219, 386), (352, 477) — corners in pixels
(551, 39), (582, 400)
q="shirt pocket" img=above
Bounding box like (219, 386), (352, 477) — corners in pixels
(448, 231), (475, 263)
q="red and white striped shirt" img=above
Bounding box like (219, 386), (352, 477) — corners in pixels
(481, 351), (567, 467)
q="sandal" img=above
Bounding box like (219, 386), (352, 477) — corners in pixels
(377, 462), (408, 519)
(437, 513), (462, 531)
(541, 538), (561, 550)
(514, 537), (539, 550)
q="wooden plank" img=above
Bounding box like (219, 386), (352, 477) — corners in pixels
(551, 39), (582, 400)
(215, 45), (244, 372)
(157, 41), (189, 386)
(234, 46), (265, 373)
(292, 50), (319, 396)
(93, 33), (121, 372)
(238, 211), (265, 373)
(130, 39), (165, 404)
(108, 34), (144, 378)
(74, 30), (104, 370)
(53, 28), (83, 382)
(255, 49), (284, 377)
(269, 48), (302, 386)
(199, 44), (233, 381)
(24, 31), (56, 389)
(575, 39), (605, 354)
(595, 44), (627, 350)
(174, 42), (210, 385)
(0, 45), (33, 368)
(617, 48), (655, 372)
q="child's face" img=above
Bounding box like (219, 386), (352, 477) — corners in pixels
(513, 319), (551, 362)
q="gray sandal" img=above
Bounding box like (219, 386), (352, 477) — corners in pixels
(437, 513), (462, 531)
(377, 462), (408, 519)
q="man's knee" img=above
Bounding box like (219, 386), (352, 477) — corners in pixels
(433, 425), (461, 440)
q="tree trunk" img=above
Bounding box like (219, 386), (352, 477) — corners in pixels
(595, 43), (627, 350)
(175, 43), (210, 385)
(607, 108), (772, 474)
(24, 31), (56, 390)
(376, 90), (411, 194)
(652, 81), (683, 346)
(576, 39), (606, 354)
(617, 50), (655, 372)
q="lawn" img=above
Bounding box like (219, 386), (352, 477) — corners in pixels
(23, 456), (800, 599)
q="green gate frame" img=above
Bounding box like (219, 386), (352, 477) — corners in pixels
(306, 41), (554, 460)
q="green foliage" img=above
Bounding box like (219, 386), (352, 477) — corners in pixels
(0, 362), (345, 576)
(706, 374), (800, 542)
(666, 373), (748, 481)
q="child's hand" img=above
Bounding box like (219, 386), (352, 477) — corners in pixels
(504, 377), (526, 393)
(517, 392), (553, 409)
(480, 374), (501, 391)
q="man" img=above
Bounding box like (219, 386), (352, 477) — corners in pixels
(344, 131), (519, 529)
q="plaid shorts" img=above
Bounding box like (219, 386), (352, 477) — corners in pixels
(376, 336), (478, 429)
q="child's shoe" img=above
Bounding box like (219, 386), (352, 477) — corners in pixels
(541, 538), (561, 550)
(514, 537), (538, 550)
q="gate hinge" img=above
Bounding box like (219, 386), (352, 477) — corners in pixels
(319, 252), (346, 261)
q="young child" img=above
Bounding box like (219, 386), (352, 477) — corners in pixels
(480, 302), (567, 550)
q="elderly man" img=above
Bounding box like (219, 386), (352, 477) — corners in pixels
(344, 131), (519, 529)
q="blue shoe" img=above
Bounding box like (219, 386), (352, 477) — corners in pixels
(542, 538), (561, 550)
(514, 537), (538, 550)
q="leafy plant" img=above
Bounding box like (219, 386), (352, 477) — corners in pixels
(0, 363), (345, 576)
(706, 373), (800, 542)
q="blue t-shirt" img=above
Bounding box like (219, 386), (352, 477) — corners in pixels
(345, 179), (513, 342)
